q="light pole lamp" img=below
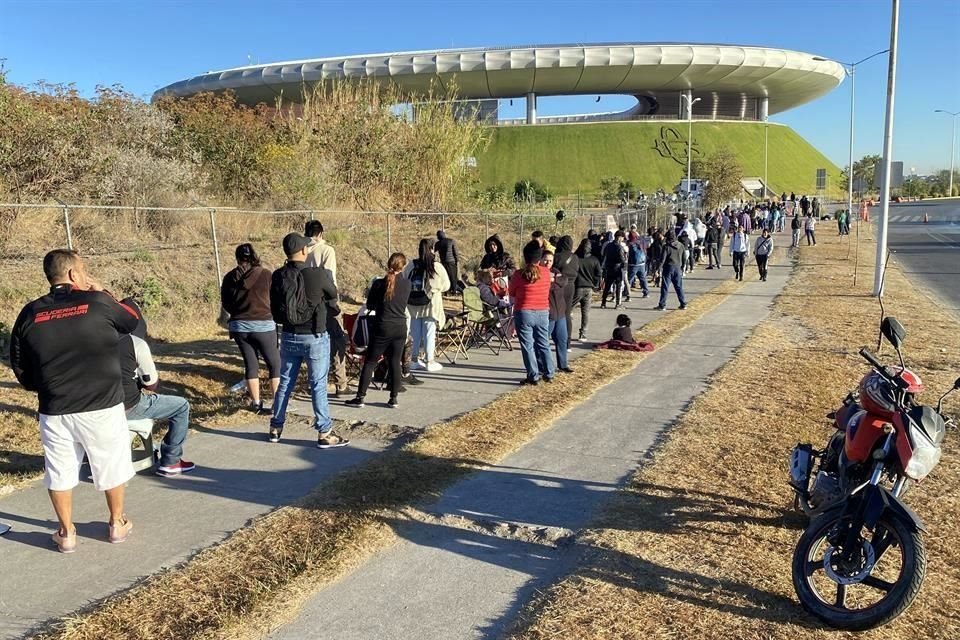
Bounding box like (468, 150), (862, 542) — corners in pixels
(680, 93), (702, 206)
(934, 109), (959, 197)
(814, 49), (888, 221)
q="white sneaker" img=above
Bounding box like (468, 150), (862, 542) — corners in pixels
(409, 360), (426, 371)
(425, 361), (443, 372)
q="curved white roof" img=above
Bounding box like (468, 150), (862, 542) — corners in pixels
(153, 42), (845, 116)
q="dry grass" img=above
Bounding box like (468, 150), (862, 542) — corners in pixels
(507, 231), (960, 640)
(33, 277), (743, 640)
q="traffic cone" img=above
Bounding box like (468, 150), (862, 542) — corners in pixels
(923, 212), (929, 224)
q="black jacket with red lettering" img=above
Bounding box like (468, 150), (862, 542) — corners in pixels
(10, 285), (140, 415)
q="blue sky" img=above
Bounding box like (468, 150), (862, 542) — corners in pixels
(2, 0), (958, 173)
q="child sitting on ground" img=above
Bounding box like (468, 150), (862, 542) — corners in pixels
(612, 314), (636, 344)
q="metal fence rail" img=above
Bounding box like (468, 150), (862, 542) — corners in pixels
(0, 201), (691, 289)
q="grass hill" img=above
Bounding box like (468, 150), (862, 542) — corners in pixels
(476, 121), (842, 199)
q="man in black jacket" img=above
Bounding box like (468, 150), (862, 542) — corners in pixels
(553, 235), (579, 347)
(572, 239), (601, 341)
(435, 230), (460, 294)
(655, 230), (687, 311)
(268, 233), (349, 449)
(705, 222), (722, 269)
(10, 249), (139, 552)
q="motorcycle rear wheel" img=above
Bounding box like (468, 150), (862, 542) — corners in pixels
(792, 513), (925, 631)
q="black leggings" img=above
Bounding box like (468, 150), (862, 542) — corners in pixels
(232, 330), (280, 379)
(357, 326), (406, 399)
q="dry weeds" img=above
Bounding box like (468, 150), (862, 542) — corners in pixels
(508, 230), (960, 640)
(33, 277), (743, 640)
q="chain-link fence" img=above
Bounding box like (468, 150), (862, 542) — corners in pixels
(0, 200), (692, 341)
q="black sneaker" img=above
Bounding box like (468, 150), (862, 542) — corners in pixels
(267, 428), (282, 443)
(653, 305), (665, 311)
(520, 377), (539, 386)
(345, 397), (365, 408)
(679, 304), (687, 310)
(543, 376), (554, 383)
(560, 367), (575, 374)
(387, 397), (399, 408)
(404, 374), (425, 386)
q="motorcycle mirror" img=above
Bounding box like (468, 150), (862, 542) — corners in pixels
(881, 317), (906, 351)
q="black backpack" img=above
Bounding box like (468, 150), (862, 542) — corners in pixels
(272, 265), (315, 327)
(408, 263), (431, 306)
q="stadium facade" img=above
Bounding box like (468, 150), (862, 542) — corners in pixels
(153, 43), (845, 124)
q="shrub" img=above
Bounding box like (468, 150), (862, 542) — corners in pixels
(513, 179), (551, 203)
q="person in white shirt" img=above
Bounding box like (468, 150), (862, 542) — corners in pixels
(804, 215), (818, 246)
(729, 225), (749, 281)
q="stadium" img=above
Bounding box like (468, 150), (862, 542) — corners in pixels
(154, 43), (847, 195)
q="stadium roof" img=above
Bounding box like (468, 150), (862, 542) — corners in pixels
(153, 42), (845, 117)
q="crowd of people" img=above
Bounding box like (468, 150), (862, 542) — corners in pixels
(8, 193), (820, 552)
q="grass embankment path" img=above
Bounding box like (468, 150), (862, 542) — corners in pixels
(507, 230), (960, 640)
(36, 276), (746, 640)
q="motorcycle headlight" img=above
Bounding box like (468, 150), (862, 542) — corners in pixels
(904, 425), (942, 481)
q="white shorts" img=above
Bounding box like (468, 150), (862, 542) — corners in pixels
(39, 403), (134, 492)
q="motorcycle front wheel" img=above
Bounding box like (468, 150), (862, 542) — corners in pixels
(792, 512), (925, 630)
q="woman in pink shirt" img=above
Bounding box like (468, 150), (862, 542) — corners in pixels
(508, 241), (554, 385)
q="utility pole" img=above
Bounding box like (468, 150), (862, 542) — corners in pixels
(873, 0), (900, 298)
(934, 110), (959, 197)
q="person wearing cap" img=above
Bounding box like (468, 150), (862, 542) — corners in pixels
(304, 220), (348, 397)
(269, 233), (348, 448)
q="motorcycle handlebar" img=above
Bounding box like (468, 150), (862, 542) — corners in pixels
(860, 348), (911, 390)
(859, 348), (885, 371)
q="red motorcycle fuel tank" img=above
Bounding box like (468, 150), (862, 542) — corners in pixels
(844, 411), (888, 464)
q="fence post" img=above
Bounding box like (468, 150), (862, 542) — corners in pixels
(484, 213), (489, 240)
(387, 212), (392, 256)
(208, 208), (223, 285)
(518, 213), (525, 257)
(62, 205), (73, 250)
(441, 213), (446, 232)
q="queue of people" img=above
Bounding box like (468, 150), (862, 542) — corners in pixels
(7, 202), (806, 553)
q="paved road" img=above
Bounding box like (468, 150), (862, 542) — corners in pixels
(885, 198), (960, 311)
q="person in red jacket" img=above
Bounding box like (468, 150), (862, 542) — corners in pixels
(508, 241), (554, 385)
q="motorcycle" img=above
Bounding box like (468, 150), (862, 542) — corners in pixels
(787, 316), (959, 630)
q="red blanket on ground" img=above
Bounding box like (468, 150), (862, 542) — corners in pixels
(594, 340), (655, 352)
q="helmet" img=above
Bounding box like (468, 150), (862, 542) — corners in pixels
(888, 367), (923, 394)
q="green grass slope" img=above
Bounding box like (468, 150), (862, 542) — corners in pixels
(476, 121), (842, 199)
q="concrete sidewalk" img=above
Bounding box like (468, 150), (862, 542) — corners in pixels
(0, 246), (754, 639)
(308, 260), (739, 428)
(268, 254), (790, 639)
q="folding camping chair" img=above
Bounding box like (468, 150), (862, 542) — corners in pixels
(461, 286), (513, 355)
(435, 309), (470, 364)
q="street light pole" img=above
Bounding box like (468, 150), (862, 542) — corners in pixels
(934, 110), (959, 197)
(681, 92), (702, 209)
(873, 0), (900, 298)
(815, 49), (888, 229)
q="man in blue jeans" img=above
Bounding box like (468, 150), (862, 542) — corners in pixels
(626, 232), (649, 298)
(654, 230), (687, 311)
(119, 299), (195, 477)
(269, 233), (349, 448)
